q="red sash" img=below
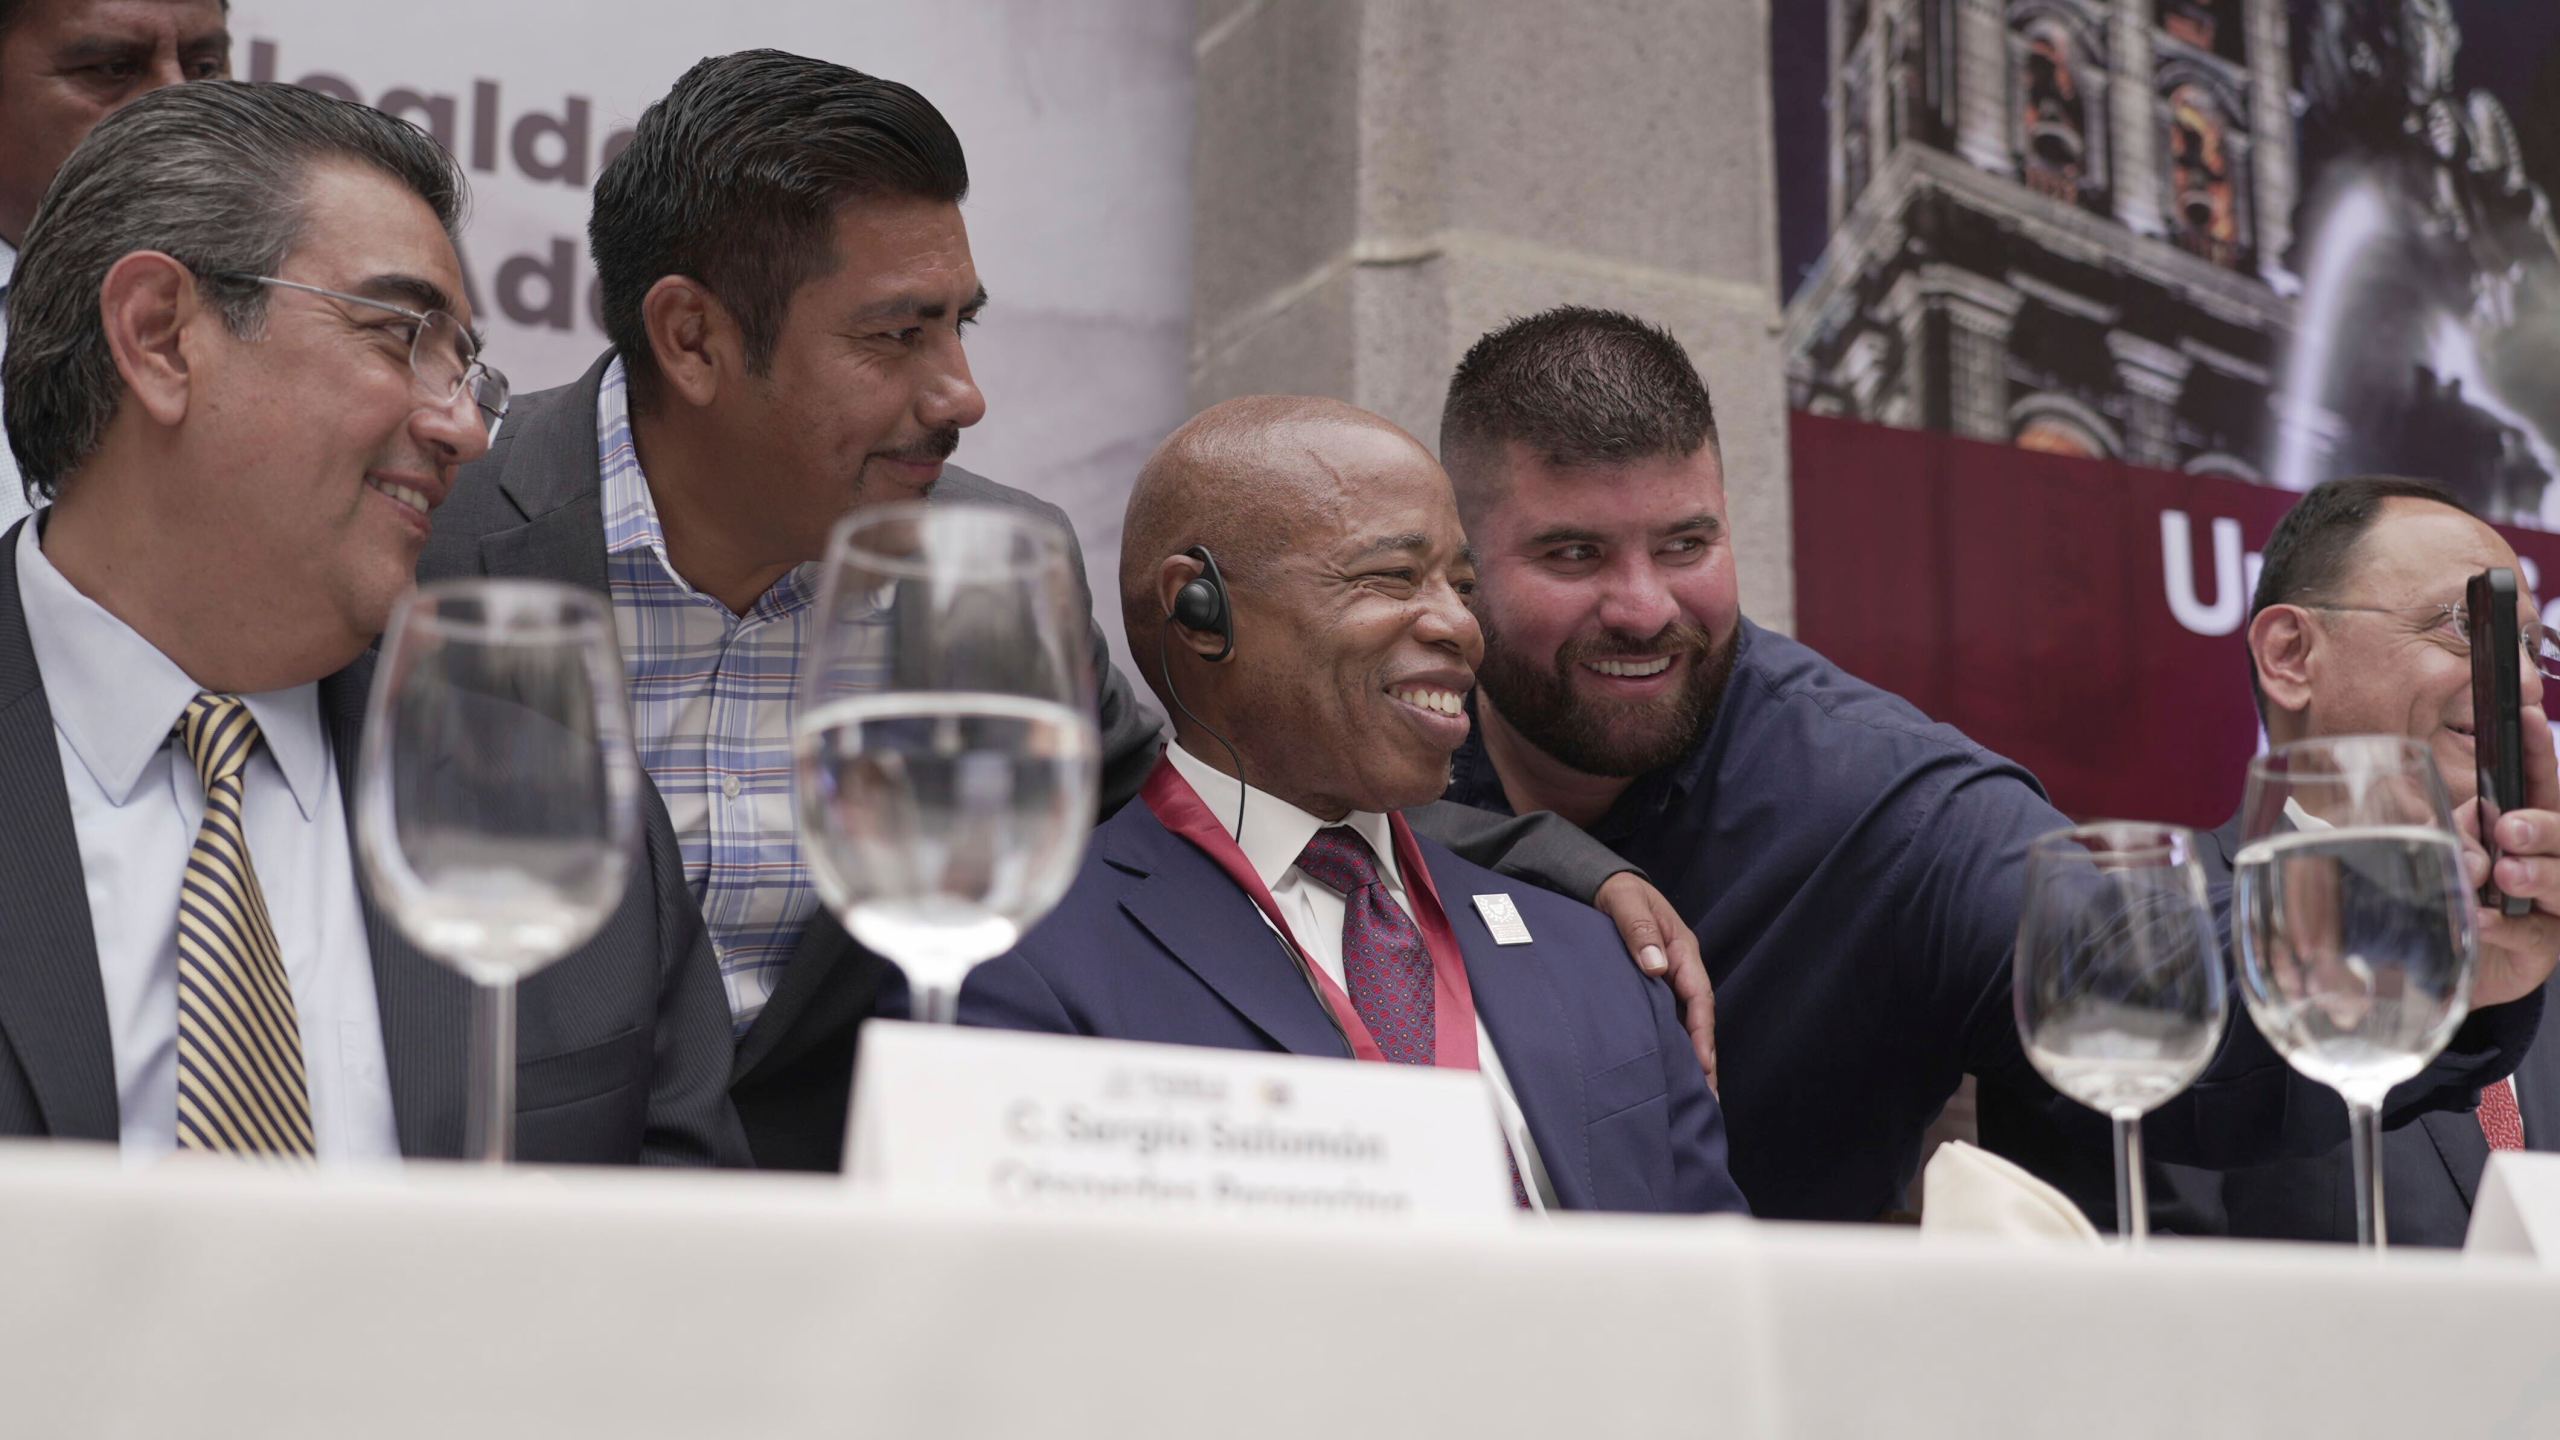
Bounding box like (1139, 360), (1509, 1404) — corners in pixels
(1141, 758), (1483, 1071)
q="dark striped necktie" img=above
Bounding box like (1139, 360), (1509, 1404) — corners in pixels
(172, 694), (316, 1159)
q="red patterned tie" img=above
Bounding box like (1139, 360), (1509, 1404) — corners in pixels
(1296, 826), (1436, 1064)
(1296, 826), (1532, 1207)
(2481, 1078), (2526, 1153)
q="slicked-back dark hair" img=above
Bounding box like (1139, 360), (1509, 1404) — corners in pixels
(2247, 474), (2480, 719)
(1439, 306), (1719, 521)
(4, 79), (464, 498)
(589, 49), (968, 413)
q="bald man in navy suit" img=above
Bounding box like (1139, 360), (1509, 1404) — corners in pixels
(956, 396), (1745, 1214)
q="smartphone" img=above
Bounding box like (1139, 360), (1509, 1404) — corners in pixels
(2469, 567), (2533, 918)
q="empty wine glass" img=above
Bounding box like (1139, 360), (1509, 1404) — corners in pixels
(356, 580), (641, 1162)
(2014, 822), (2228, 1244)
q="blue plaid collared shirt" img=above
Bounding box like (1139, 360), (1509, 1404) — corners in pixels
(597, 356), (883, 1031)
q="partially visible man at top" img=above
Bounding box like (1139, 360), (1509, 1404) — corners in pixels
(1433, 306), (2552, 1222)
(959, 395), (1748, 1216)
(2048, 476), (2560, 1244)
(0, 80), (746, 1162)
(420, 51), (1712, 1172)
(0, 0), (233, 523)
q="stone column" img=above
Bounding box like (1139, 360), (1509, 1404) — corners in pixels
(2108, 332), (2194, 468)
(1191, 0), (1793, 631)
(2110, 2), (2162, 237)
(2244, 0), (2296, 281)
(1934, 269), (2023, 443)
(1954, 0), (2011, 175)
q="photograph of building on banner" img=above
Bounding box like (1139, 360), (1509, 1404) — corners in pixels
(1771, 0), (2560, 826)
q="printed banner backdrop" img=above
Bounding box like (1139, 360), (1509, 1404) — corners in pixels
(1795, 412), (2560, 828)
(234, 1), (1193, 676)
(1775, 0), (2560, 821)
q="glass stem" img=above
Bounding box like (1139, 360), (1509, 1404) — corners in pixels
(2112, 1107), (2148, 1247)
(466, 973), (518, 1164)
(2348, 1097), (2386, 1252)
(911, 981), (958, 1026)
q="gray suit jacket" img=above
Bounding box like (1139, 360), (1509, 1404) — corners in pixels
(420, 351), (1636, 1171)
(0, 520), (750, 1164)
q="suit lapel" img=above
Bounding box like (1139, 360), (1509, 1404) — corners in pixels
(1107, 810), (1349, 1059)
(1439, 862), (1595, 1210)
(2418, 1107), (2490, 1209)
(733, 905), (865, 1080)
(0, 523), (118, 1139)
(481, 352), (614, 593)
(319, 657), (468, 1158)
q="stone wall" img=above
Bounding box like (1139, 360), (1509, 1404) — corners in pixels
(1191, 0), (1795, 633)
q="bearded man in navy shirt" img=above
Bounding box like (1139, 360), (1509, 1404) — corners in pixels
(1433, 307), (2553, 1222)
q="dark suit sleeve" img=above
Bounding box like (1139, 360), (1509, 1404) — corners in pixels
(1095, 644), (1163, 819)
(1646, 975), (1750, 1215)
(1405, 801), (1635, 904)
(956, 947), (1084, 1034)
(638, 804), (755, 1167)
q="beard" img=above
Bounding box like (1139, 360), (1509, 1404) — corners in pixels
(1475, 611), (1736, 779)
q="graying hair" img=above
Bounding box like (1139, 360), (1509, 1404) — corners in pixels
(3, 80), (466, 499)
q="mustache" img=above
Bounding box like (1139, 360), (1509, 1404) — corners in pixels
(878, 428), (963, 465)
(1557, 622), (1717, 668)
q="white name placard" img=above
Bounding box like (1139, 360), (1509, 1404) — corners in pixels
(2467, 1151), (2560, 1261)
(846, 1022), (1516, 1221)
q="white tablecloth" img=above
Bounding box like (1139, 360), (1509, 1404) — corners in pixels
(2, 1143), (2556, 1438)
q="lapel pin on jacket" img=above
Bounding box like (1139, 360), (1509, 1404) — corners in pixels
(1472, 893), (1533, 946)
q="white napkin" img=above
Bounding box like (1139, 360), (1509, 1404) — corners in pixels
(1919, 1140), (2103, 1246)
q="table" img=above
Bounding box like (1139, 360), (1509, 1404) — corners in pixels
(3, 1144), (2556, 1438)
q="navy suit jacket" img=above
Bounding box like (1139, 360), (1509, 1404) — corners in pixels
(956, 797), (1749, 1215)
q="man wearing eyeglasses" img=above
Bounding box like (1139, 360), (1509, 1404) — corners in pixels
(0, 80), (747, 1164)
(0, 0), (236, 527)
(2059, 475), (2560, 1245)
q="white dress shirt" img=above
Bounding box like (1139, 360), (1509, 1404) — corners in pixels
(1165, 744), (1558, 1209)
(17, 520), (399, 1161)
(0, 236), (30, 530)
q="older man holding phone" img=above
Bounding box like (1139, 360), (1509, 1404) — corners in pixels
(1987, 476), (2560, 1244)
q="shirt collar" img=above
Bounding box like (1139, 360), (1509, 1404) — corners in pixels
(594, 351), (817, 619)
(2281, 796), (2333, 833)
(1166, 742), (1401, 892)
(595, 353), (662, 562)
(17, 519), (328, 816)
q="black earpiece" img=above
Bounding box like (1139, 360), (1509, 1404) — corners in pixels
(1159, 543), (1248, 836)
(1170, 544), (1235, 661)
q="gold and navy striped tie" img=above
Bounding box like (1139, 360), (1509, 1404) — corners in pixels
(172, 694), (316, 1159)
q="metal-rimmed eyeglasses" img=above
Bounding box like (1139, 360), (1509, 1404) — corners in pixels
(218, 273), (510, 440)
(2303, 600), (2560, 681)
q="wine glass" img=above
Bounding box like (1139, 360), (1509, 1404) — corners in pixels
(792, 504), (1101, 1025)
(356, 580), (642, 1163)
(2232, 735), (2478, 1250)
(2014, 822), (2228, 1245)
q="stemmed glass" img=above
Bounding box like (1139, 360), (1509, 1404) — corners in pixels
(2232, 735), (2478, 1250)
(357, 580), (642, 1163)
(2014, 823), (2229, 1245)
(793, 504), (1101, 1025)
